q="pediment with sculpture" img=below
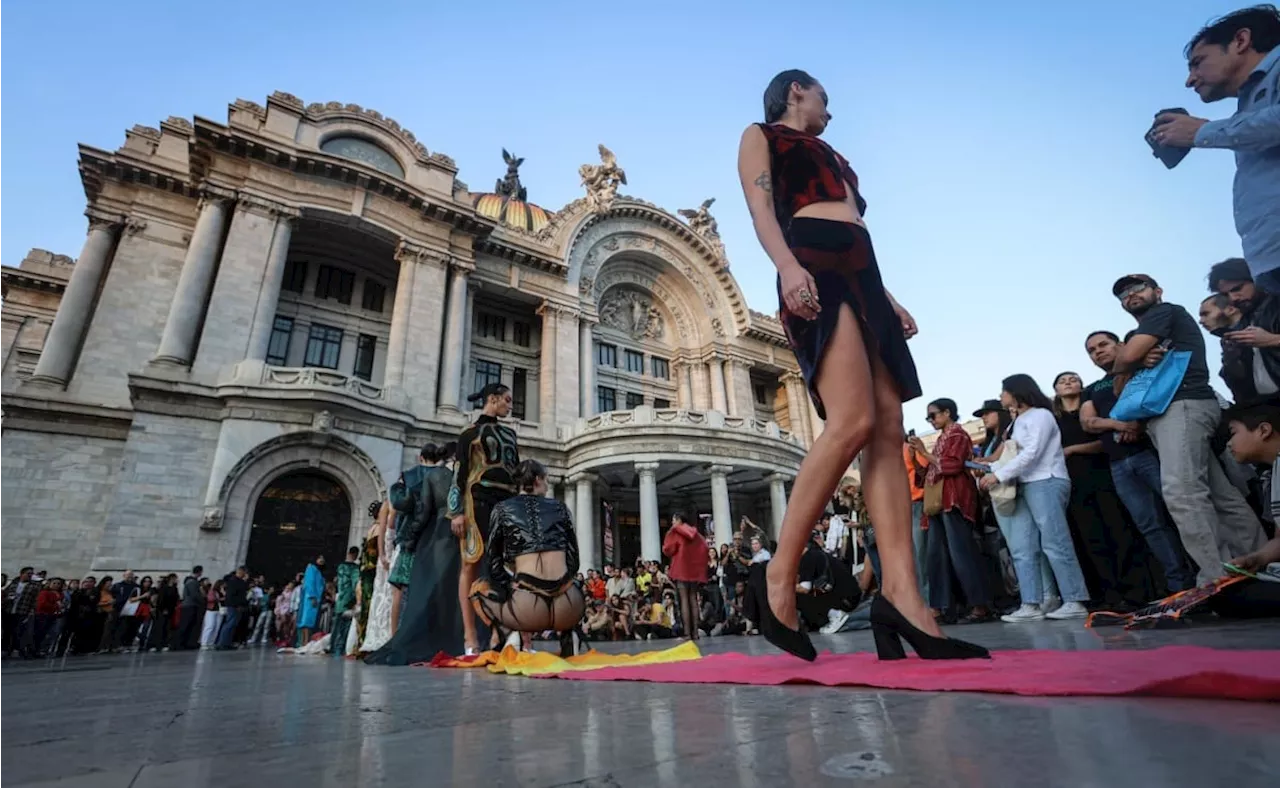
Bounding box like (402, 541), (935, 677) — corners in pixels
(598, 288), (665, 340)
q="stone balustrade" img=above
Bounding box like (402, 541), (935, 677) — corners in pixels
(570, 406), (800, 445)
(261, 366), (385, 401)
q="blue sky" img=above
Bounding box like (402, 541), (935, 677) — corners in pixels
(1, 1), (1245, 431)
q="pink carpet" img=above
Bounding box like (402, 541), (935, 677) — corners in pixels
(550, 646), (1280, 701)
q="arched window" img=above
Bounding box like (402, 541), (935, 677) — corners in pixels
(319, 136), (405, 179)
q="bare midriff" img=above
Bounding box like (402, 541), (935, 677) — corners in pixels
(513, 551), (568, 579)
(793, 191), (864, 227)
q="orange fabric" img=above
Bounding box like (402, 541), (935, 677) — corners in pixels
(904, 444), (925, 502)
(428, 640), (701, 675)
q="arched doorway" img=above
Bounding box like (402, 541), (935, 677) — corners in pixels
(246, 471), (351, 585)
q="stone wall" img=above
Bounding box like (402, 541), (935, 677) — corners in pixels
(66, 226), (188, 406)
(1, 431), (126, 576)
(92, 412), (222, 575)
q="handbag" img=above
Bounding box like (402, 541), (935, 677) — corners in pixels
(988, 439), (1019, 516)
(923, 480), (944, 517)
(120, 599), (140, 617)
(1111, 350), (1192, 421)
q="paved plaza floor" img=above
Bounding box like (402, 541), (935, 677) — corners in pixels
(3, 619), (1279, 787)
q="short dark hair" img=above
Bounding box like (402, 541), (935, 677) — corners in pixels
(348, 546), (360, 557)
(192, 565), (203, 574)
(671, 511), (689, 525)
(763, 69), (818, 123)
(467, 382), (509, 406)
(1202, 293), (1233, 310)
(1207, 257), (1253, 292)
(514, 459), (547, 493)
(1085, 330), (1120, 347)
(20, 566), (33, 574)
(1186, 5), (1280, 57)
(1001, 374), (1054, 410)
(1224, 397), (1280, 431)
(928, 398), (959, 422)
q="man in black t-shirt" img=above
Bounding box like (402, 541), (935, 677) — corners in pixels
(1081, 330), (1195, 592)
(1111, 274), (1265, 584)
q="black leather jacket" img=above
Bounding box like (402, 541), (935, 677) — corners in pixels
(1220, 294), (1280, 401)
(486, 494), (579, 582)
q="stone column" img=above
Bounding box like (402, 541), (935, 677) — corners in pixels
(728, 358), (755, 418)
(154, 192), (232, 365)
(574, 473), (598, 571)
(769, 473), (790, 541)
(675, 361), (693, 410)
(29, 214), (121, 386)
(383, 241), (421, 389)
(244, 212), (297, 362)
(579, 319), (596, 417)
(708, 356), (728, 413)
(783, 373), (809, 444)
(636, 461), (661, 561)
(561, 481), (577, 523)
(437, 263), (470, 412)
(709, 464), (733, 546)
(537, 302), (559, 424)
(457, 280), (478, 405)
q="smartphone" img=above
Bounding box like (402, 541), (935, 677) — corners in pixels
(907, 429), (916, 438)
(1223, 562), (1259, 580)
(1146, 108), (1191, 169)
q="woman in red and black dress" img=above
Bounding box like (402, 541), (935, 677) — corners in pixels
(737, 70), (987, 661)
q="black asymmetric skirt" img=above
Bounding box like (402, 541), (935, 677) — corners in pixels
(778, 217), (922, 419)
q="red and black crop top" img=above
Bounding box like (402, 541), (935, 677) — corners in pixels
(756, 122), (866, 228)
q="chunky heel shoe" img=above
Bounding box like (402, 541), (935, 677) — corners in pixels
(760, 597), (817, 662)
(871, 623), (907, 660)
(870, 596), (990, 660)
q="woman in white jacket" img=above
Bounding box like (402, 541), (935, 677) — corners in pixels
(980, 375), (1090, 623)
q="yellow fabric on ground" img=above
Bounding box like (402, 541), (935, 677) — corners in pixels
(432, 641), (701, 676)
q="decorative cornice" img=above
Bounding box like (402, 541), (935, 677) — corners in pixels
(123, 217), (149, 236)
(394, 239), (448, 267)
(197, 182), (237, 203)
(537, 300), (577, 317)
(85, 208), (125, 232)
(302, 98), (437, 166)
(234, 192), (299, 219)
(161, 116), (193, 135)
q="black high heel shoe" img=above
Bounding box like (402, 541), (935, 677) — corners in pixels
(760, 597), (817, 662)
(870, 596), (990, 661)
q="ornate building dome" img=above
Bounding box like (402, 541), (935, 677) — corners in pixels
(471, 149), (552, 232)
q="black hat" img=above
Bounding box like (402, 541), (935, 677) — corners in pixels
(1111, 274), (1159, 297)
(972, 399), (1003, 417)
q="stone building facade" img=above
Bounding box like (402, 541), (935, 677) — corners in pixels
(1, 92), (822, 583)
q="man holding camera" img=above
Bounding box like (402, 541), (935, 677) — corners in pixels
(1152, 6), (1280, 291)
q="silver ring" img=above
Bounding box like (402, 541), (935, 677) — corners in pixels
(798, 289), (814, 305)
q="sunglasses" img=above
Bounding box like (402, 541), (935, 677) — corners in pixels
(1116, 283), (1151, 300)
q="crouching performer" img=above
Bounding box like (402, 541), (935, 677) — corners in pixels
(470, 460), (587, 657)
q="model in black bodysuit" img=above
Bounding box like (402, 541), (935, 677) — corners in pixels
(447, 382), (519, 655)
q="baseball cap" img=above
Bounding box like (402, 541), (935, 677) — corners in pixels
(1112, 274), (1159, 297)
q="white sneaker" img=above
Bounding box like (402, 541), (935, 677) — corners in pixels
(1042, 595), (1063, 614)
(463, 646), (478, 657)
(820, 611), (850, 635)
(1046, 601), (1088, 620)
(1000, 604), (1046, 623)
(503, 631), (522, 651)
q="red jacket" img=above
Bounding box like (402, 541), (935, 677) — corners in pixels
(662, 523), (709, 583)
(35, 589), (62, 615)
(925, 423), (979, 522)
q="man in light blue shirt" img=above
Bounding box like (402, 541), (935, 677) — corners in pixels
(1153, 6), (1280, 289)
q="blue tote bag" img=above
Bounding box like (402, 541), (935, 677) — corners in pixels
(1111, 350), (1192, 421)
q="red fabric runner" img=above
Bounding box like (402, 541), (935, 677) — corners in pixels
(550, 646), (1280, 701)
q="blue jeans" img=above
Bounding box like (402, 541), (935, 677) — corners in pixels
(926, 510), (991, 610)
(216, 606), (242, 648)
(991, 506), (1058, 601)
(1254, 267), (1280, 296)
(1109, 450), (1195, 592)
(1005, 478), (1089, 604)
(911, 500), (929, 601)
